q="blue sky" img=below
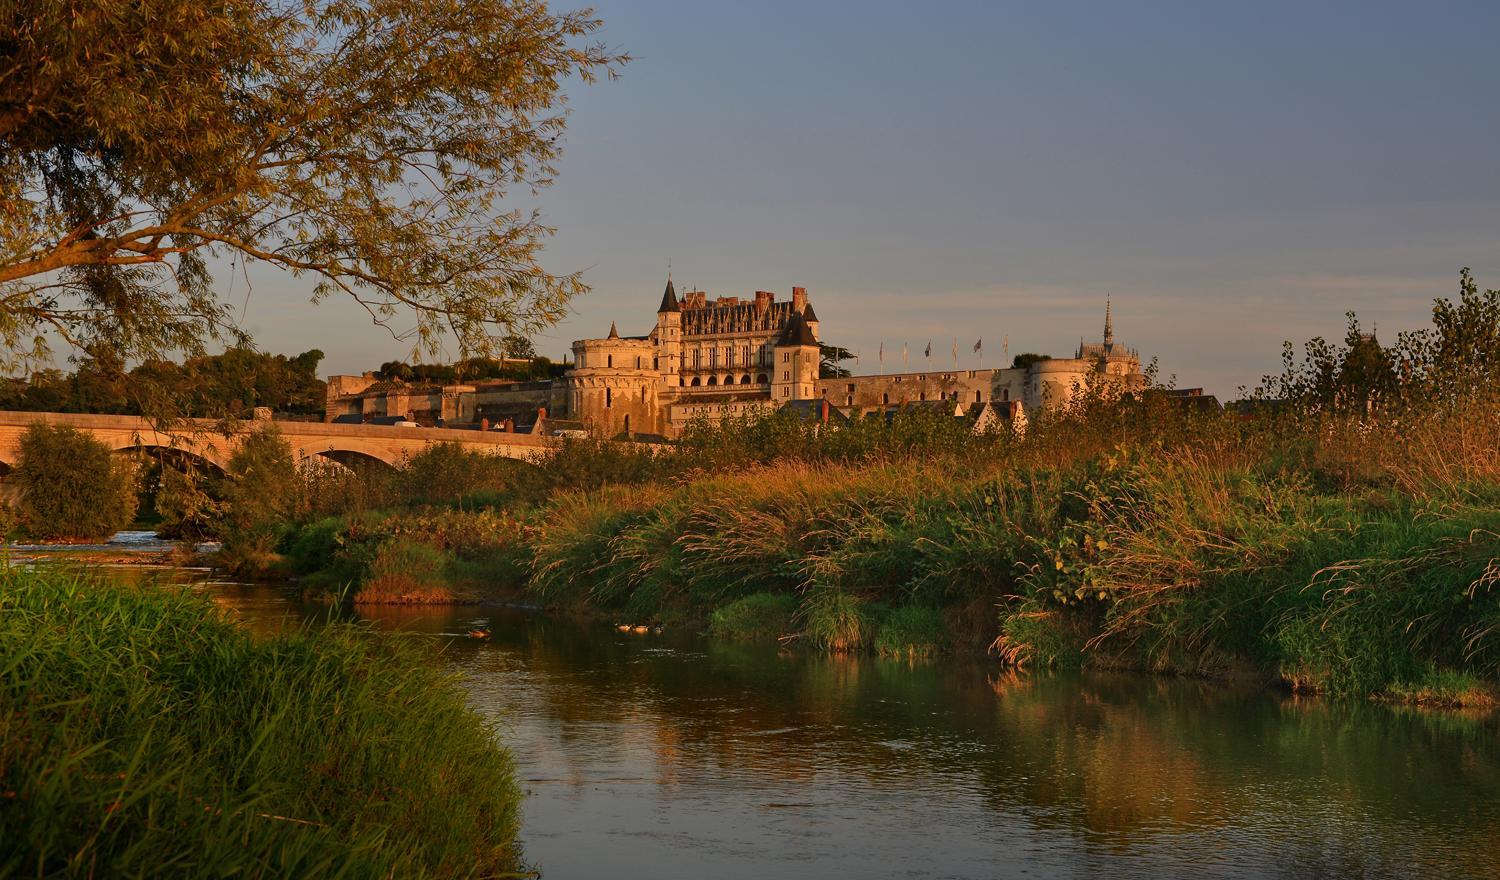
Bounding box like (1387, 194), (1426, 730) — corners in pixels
(241, 0), (1500, 398)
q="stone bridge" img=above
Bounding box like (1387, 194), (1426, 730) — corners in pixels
(0, 411), (557, 473)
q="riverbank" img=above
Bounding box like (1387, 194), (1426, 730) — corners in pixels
(267, 407), (1500, 708)
(0, 567), (524, 878)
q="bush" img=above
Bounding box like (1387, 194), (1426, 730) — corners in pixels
(218, 427), (302, 574)
(874, 605), (947, 658)
(356, 536), (455, 604)
(0, 567), (522, 877)
(710, 592), (799, 642)
(12, 422), (137, 540)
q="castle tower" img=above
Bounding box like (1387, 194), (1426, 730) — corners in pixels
(801, 298), (820, 342)
(655, 275), (682, 387)
(1103, 298), (1114, 349)
(772, 312), (819, 402)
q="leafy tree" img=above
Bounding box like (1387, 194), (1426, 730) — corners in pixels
(819, 344), (855, 379)
(1261, 269), (1500, 415)
(12, 423), (137, 540)
(502, 335), (537, 360)
(218, 427), (302, 572)
(1, 1), (625, 378)
(1012, 353), (1052, 369)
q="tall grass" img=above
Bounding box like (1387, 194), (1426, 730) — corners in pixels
(0, 567), (523, 878)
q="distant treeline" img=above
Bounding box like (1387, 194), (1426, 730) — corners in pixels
(0, 349), (327, 419)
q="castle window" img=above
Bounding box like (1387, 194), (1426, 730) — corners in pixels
(847, 383), (855, 393)
(636, 356), (641, 369)
(782, 352), (789, 363)
(691, 377), (701, 387)
(782, 387), (789, 398)
(975, 390), (982, 402)
(782, 371), (789, 381)
(654, 357), (659, 369)
(607, 355), (612, 368)
(919, 392), (926, 401)
(605, 388), (612, 408)
(846, 395), (853, 406)
(883, 393), (889, 405)
(1002, 388), (1009, 401)
(707, 376), (718, 386)
(756, 373), (769, 384)
(740, 375), (751, 385)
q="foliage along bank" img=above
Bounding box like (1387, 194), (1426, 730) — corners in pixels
(0, 566), (523, 878)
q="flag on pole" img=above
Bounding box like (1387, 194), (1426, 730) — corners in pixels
(902, 343), (908, 367)
(952, 338), (958, 366)
(924, 340), (931, 359)
(973, 339), (982, 353)
(878, 341), (884, 370)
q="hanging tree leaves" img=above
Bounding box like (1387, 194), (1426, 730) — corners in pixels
(0, 0), (625, 373)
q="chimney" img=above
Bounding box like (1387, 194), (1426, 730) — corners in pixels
(792, 286), (807, 311)
(755, 290), (774, 310)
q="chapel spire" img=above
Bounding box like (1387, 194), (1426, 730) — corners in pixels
(1103, 298), (1114, 348)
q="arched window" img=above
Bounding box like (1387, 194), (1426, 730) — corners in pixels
(605, 387), (612, 408)
(975, 390), (982, 402)
(690, 377), (701, 386)
(919, 392), (926, 401)
(883, 393), (889, 405)
(707, 376), (718, 386)
(756, 373), (769, 384)
(607, 354), (613, 368)
(740, 374), (751, 385)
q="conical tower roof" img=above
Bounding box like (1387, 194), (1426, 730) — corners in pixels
(658, 276), (680, 313)
(607, 321), (620, 339)
(801, 301), (818, 322)
(776, 312), (817, 347)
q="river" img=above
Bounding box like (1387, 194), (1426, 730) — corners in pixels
(20, 534), (1500, 878)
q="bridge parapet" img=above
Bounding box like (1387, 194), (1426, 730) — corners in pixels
(0, 410), (557, 469)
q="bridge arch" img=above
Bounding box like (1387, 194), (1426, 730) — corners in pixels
(293, 440), (402, 469)
(115, 443), (227, 475)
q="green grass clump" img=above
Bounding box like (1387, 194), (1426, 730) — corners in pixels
(0, 567), (522, 878)
(874, 605), (947, 658)
(709, 592), (799, 642)
(802, 587), (880, 652)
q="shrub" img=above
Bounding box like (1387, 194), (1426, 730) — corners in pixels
(218, 427), (302, 574)
(12, 422), (137, 540)
(710, 592), (799, 642)
(802, 587), (879, 652)
(356, 536), (455, 604)
(0, 567), (523, 877)
(874, 605), (947, 658)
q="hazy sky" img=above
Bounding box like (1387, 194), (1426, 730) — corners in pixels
(237, 0), (1500, 398)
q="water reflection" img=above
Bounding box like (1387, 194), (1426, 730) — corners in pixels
(314, 604), (1500, 880)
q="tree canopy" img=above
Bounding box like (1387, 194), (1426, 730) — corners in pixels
(1259, 269), (1500, 414)
(0, 348), (326, 417)
(0, 0), (624, 375)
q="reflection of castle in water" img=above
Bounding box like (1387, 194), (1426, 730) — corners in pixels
(325, 278), (1146, 437)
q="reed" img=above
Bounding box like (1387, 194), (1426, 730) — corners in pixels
(0, 567), (523, 878)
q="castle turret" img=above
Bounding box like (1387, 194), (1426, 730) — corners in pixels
(655, 276), (682, 387)
(801, 299), (820, 342)
(772, 311), (819, 402)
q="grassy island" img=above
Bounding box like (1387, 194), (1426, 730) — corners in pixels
(0, 568), (524, 878)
